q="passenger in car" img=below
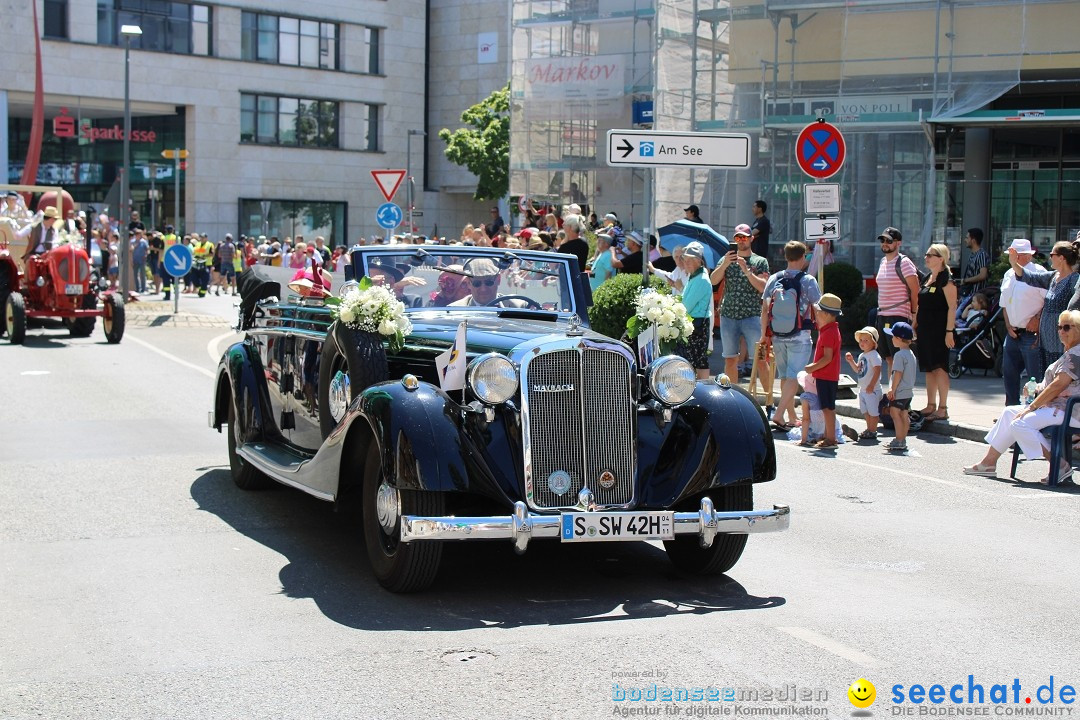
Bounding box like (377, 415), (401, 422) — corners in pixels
(430, 265), (469, 307)
(367, 258), (426, 307)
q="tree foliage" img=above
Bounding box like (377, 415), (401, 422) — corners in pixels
(438, 83), (510, 201)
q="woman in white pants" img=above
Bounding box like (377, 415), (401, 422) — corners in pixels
(964, 309), (1080, 483)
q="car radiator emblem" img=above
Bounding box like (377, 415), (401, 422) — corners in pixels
(597, 470), (616, 490)
(532, 383), (574, 393)
(548, 470), (572, 496)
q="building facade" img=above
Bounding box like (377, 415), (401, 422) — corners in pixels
(510, 0), (1080, 274)
(3, 0), (507, 245)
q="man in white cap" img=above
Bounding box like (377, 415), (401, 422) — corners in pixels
(999, 238), (1049, 405)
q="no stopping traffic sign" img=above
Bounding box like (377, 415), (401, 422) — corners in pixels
(796, 121), (846, 180)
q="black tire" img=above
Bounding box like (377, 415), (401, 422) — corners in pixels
(70, 294), (97, 337)
(103, 294), (125, 344)
(362, 440), (443, 593)
(5, 292), (26, 344)
(947, 357), (962, 380)
(664, 485), (751, 575)
(318, 324), (388, 438)
(227, 397), (273, 490)
(0, 264), (11, 338)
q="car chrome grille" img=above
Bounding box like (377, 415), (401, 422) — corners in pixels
(522, 346), (635, 510)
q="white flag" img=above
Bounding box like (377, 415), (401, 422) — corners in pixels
(435, 321), (467, 391)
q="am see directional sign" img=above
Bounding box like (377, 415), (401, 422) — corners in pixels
(606, 130), (751, 169)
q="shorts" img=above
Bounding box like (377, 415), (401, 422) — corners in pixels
(221, 265), (236, 279)
(875, 314), (911, 359)
(859, 390), (883, 415)
(720, 315), (763, 359)
(772, 335), (813, 379)
(888, 397), (912, 411)
(107, 267), (118, 277)
(815, 378), (838, 409)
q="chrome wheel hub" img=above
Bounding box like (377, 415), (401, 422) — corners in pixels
(376, 482), (400, 534)
(328, 370), (351, 422)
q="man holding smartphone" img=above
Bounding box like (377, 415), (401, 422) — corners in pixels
(711, 223), (770, 380)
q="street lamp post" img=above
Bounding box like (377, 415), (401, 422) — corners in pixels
(119, 24), (142, 296)
(406, 129), (426, 236)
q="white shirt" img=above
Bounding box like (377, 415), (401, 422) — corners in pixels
(1000, 267), (1048, 328)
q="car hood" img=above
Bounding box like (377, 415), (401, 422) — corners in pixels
(402, 310), (616, 356)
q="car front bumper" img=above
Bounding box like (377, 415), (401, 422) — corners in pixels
(400, 498), (790, 554)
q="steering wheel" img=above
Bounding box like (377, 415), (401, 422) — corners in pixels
(484, 294), (543, 309)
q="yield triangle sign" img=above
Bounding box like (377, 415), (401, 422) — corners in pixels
(371, 169), (406, 202)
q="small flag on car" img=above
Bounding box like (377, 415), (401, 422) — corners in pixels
(436, 321), (467, 391)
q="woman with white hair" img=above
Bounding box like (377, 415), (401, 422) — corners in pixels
(678, 241), (714, 379)
(965, 309), (1080, 483)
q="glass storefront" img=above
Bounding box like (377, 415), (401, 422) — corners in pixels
(238, 199), (346, 248)
(7, 108), (187, 230)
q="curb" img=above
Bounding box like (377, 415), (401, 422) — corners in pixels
(834, 402), (989, 444)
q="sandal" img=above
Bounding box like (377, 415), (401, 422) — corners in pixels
(771, 420), (794, 432)
(917, 405), (937, 416)
(963, 463), (997, 478)
(795, 439), (815, 447)
(927, 406), (949, 421)
(1040, 461), (1074, 485)
(858, 430), (879, 442)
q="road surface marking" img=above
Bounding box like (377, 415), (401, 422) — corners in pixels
(20, 370), (50, 376)
(126, 332), (215, 379)
(776, 626), (883, 667)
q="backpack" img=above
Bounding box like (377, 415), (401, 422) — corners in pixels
(880, 254), (926, 313)
(768, 271), (807, 337)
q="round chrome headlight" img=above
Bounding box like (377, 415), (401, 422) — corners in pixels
(467, 354), (518, 405)
(647, 356), (696, 406)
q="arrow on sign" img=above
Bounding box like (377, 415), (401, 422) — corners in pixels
(618, 139), (634, 158)
(813, 158), (829, 170)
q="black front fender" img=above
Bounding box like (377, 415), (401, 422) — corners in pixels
(354, 381), (513, 505)
(637, 382), (776, 508)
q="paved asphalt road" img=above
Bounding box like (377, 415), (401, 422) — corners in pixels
(2, 299), (1079, 719)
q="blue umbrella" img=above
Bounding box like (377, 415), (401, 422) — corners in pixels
(656, 219), (730, 267)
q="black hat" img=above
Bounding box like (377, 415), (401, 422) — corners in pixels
(5, 191), (18, 198)
(165, 224), (174, 231)
(877, 226), (902, 242)
(684, 205), (700, 214)
(368, 257), (404, 283)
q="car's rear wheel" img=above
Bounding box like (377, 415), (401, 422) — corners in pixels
(663, 485), (751, 575)
(70, 294), (97, 337)
(362, 440), (443, 593)
(103, 293), (125, 343)
(5, 292), (26, 344)
(227, 397), (272, 490)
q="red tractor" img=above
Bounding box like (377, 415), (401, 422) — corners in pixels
(1, 240), (125, 345)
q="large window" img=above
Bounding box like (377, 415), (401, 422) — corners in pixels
(241, 94), (339, 149)
(97, 1), (211, 56)
(239, 200), (346, 249)
(241, 12), (338, 70)
(361, 104), (379, 152)
(44, 0), (68, 39)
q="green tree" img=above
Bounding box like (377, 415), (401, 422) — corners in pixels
(438, 83), (510, 201)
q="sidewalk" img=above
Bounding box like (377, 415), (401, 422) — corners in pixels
(121, 291), (236, 329)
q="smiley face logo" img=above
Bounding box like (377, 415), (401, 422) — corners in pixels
(848, 678), (876, 709)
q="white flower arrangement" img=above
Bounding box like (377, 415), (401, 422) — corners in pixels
(626, 288), (695, 352)
(325, 277), (413, 352)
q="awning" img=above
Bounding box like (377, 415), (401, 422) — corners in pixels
(928, 108), (1080, 127)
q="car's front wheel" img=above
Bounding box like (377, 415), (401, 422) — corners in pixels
(362, 440), (443, 593)
(663, 485), (751, 575)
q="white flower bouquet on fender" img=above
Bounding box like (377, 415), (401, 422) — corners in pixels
(325, 277), (413, 352)
(626, 288), (694, 354)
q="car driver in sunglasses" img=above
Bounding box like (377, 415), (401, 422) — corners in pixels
(449, 258), (528, 308)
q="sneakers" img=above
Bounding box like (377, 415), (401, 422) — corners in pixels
(886, 438), (908, 453)
(841, 424), (859, 442)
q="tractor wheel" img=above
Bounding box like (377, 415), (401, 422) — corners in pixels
(103, 294), (125, 344)
(70, 294), (97, 337)
(5, 292), (26, 344)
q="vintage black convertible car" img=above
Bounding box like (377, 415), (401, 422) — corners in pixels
(209, 246), (788, 592)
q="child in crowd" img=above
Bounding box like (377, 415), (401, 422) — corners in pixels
(803, 293), (844, 449)
(842, 326), (883, 442)
(792, 371), (844, 447)
(885, 321), (918, 453)
(958, 292), (989, 333)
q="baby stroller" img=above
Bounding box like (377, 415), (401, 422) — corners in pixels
(948, 286), (1003, 379)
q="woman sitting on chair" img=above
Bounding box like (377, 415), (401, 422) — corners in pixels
(964, 309), (1080, 483)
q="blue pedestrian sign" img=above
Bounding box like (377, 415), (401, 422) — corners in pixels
(376, 202), (403, 230)
(162, 243), (194, 278)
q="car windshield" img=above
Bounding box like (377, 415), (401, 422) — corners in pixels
(358, 248), (575, 313)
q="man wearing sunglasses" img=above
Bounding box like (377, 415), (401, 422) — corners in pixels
(450, 258), (527, 308)
(874, 226), (921, 373)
